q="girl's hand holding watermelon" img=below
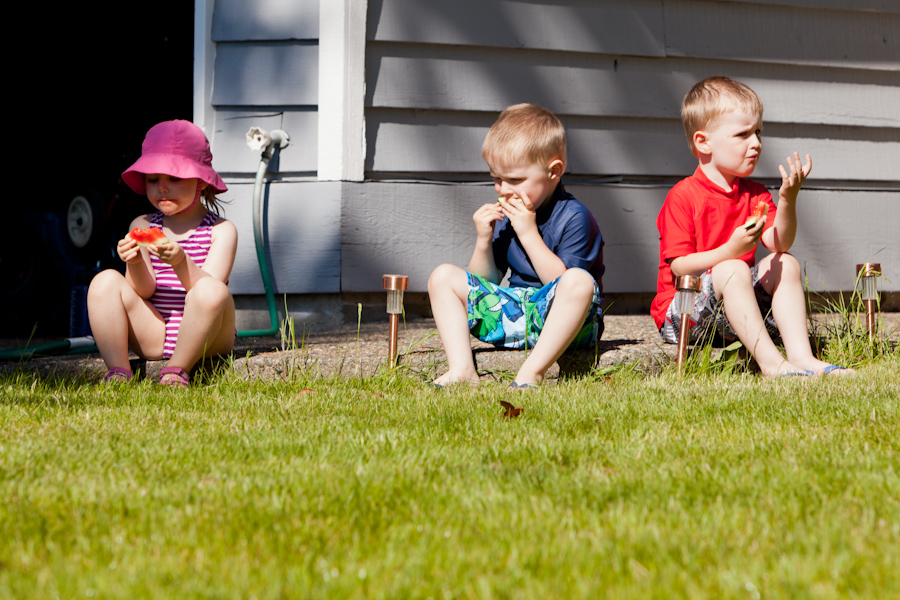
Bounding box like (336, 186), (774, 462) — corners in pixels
(123, 226), (184, 266)
(147, 236), (185, 267)
(117, 234), (143, 264)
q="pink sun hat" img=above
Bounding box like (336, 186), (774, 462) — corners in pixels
(122, 120), (228, 195)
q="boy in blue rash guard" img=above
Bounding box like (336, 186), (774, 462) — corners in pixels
(427, 103), (604, 388)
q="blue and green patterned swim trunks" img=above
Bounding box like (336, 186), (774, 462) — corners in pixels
(466, 272), (603, 350)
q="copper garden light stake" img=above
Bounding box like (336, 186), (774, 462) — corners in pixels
(383, 274), (409, 368)
(856, 263), (881, 341)
(675, 275), (702, 370)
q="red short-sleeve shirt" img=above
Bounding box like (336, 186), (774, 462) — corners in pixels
(650, 167), (777, 329)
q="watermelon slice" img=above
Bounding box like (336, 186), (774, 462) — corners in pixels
(743, 200), (769, 230)
(130, 227), (169, 247)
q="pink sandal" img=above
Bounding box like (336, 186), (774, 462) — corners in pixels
(103, 367), (133, 383)
(159, 367), (190, 388)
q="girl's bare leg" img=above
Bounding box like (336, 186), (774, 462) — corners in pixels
(166, 277), (235, 373)
(87, 269), (165, 370)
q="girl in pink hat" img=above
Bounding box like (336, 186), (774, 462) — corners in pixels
(88, 120), (237, 387)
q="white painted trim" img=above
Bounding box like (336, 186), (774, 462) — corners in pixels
(193, 0), (217, 139)
(318, 0), (367, 181)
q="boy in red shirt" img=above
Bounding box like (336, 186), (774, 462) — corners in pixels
(651, 76), (851, 377)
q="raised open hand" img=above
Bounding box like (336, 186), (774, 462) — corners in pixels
(778, 152), (812, 203)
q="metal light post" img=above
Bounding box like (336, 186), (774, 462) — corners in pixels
(383, 274), (409, 368)
(675, 275), (702, 369)
(856, 263), (881, 341)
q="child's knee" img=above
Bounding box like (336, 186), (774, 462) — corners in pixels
(712, 259), (750, 276)
(185, 278), (231, 312)
(757, 252), (802, 292)
(712, 259), (751, 285)
(428, 263), (464, 291)
(87, 269), (125, 299)
(771, 252), (800, 277)
(558, 268), (596, 303)
(711, 259), (754, 298)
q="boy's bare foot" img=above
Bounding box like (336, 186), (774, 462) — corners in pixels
(432, 371), (481, 387)
(510, 369), (543, 387)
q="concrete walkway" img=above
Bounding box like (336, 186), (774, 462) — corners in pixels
(2, 314), (896, 383)
(0, 316), (670, 383)
(230, 315), (672, 383)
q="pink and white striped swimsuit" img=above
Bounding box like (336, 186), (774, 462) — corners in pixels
(148, 210), (219, 358)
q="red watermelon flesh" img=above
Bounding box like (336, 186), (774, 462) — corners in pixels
(743, 200), (769, 229)
(130, 227), (169, 247)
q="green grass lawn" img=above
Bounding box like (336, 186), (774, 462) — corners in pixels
(2, 357), (898, 599)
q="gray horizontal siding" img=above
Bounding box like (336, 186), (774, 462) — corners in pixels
(212, 0), (319, 41)
(666, 0), (899, 71)
(368, 0), (667, 57)
(716, 0), (900, 12)
(369, 0), (898, 70)
(367, 45), (900, 127)
(341, 181), (492, 293)
(212, 42), (318, 107)
(340, 181), (899, 295)
(784, 190), (899, 293)
(366, 109), (899, 181)
(211, 109), (317, 174)
(365, 0), (899, 187)
(227, 182), (341, 295)
(209, 0), (319, 175)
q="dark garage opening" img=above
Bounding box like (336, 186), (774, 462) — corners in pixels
(4, 2), (194, 337)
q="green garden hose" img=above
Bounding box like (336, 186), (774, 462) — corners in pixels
(236, 145), (281, 338)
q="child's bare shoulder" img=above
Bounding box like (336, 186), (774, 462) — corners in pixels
(210, 215), (234, 229)
(128, 214), (156, 229)
(210, 217), (237, 241)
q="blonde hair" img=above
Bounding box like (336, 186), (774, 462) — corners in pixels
(201, 186), (228, 216)
(482, 103), (567, 171)
(682, 77), (763, 156)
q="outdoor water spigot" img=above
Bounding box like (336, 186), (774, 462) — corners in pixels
(246, 127), (290, 158)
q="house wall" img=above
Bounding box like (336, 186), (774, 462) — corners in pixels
(202, 0), (899, 317)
